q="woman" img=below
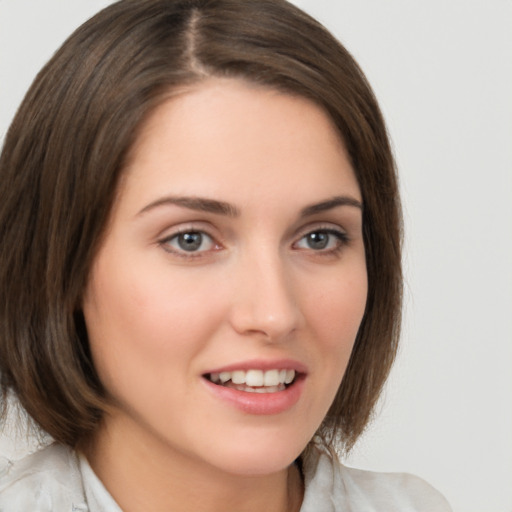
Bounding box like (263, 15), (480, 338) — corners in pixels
(0, 0), (451, 510)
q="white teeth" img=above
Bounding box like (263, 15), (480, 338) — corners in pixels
(231, 371), (246, 384)
(246, 369), (264, 387)
(284, 369), (295, 384)
(219, 371), (231, 383)
(263, 369), (279, 386)
(208, 369), (297, 388)
(247, 385), (281, 393)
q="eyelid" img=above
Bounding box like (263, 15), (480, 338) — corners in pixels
(291, 223), (350, 252)
(293, 222), (349, 241)
(157, 224), (223, 257)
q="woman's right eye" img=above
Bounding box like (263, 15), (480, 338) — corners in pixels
(160, 231), (218, 255)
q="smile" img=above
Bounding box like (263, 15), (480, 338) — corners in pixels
(202, 360), (307, 414)
(206, 369), (296, 393)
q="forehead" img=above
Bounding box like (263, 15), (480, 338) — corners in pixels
(118, 78), (360, 214)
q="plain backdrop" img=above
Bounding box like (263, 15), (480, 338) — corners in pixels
(1, 2), (511, 511)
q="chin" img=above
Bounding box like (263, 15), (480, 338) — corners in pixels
(197, 432), (308, 477)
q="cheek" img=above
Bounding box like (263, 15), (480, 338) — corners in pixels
(301, 262), (367, 406)
(82, 261), (226, 386)
(126, 266), (230, 354)
(305, 268), (368, 349)
(293, 264), (367, 435)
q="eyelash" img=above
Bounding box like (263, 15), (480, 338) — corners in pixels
(158, 226), (349, 258)
(159, 229), (220, 258)
(293, 228), (349, 255)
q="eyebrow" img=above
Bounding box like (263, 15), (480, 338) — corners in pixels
(137, 194), (362, 218)
(138, 196), (240, 217)
(299, 196), (363, 217)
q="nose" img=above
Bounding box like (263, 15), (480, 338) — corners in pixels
(228, 251), (302, 342)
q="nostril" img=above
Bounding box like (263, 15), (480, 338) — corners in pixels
(228, 270), (301, 341)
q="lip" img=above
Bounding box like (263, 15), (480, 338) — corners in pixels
(203, 358), (308, 375)
(201, 359), (308, 415)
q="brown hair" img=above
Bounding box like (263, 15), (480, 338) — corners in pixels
(0, 0), (402, 453)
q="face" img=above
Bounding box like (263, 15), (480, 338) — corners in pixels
(83, 78), (367, 477)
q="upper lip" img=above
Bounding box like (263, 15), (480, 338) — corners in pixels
(203, 358), (308, 375)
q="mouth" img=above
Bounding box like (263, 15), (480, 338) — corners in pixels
(204, 368), (298, 394)
(202, 362), (307, 414)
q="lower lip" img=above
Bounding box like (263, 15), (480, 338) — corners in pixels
(202, 375), (305, 415)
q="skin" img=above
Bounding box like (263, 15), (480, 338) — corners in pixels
(82, 78), (367, 512)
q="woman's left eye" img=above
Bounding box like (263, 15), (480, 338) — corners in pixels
(161, 231), (217, 254)
(294, 229), (347, 252)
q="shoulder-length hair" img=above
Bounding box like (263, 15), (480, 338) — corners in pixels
(0, 0), (402, 453)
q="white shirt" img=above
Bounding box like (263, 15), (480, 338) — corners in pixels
(0, 442), (452, 511)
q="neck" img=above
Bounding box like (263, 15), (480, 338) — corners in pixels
(83, 416), (304, 512)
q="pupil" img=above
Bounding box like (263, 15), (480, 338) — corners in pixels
(308, 232), (328, 249)
(178, 232), (202, 251)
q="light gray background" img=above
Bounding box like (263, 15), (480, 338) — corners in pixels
(1, 2), (511, 511)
